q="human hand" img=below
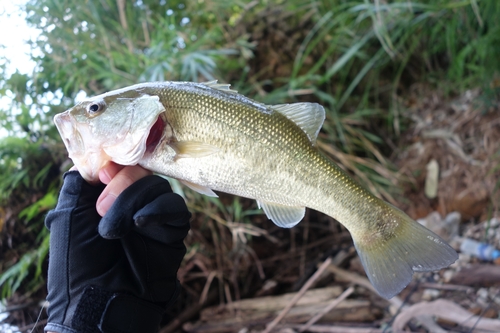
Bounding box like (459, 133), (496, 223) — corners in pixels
(96, 163), (152, 216)
(44, 170), (191, 333)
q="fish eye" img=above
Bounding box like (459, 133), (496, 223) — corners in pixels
(86, 100), (106, 115)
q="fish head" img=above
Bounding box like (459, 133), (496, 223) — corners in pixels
(54, 89), (166, 183)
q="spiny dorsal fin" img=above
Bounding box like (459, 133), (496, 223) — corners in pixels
(271, 103), (325, 144)
(202, 80), (238, 94)
(257, 200), (305, 228)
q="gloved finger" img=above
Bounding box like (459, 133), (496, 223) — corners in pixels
(46, 171), (104, 231)
(96, 165), (152, 216)
(98, 175), (173, 239)
(132, 192), (191, 243)
(133, 191), (190, 227)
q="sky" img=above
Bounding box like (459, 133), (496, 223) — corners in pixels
(0, 0), (38, 75)
(1, 0), (86, 111)
(0, 0), (43, 139)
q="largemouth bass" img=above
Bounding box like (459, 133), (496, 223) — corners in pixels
(54, 81), (457, 299)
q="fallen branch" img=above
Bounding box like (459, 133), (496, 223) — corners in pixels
(392, 299), (500, 332)
(287, 324), (382, 333)
(185, 286), (376, 332)
(298, 286), (354, 332)
(262, 257), (332, 333)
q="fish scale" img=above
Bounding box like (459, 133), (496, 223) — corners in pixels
(54, 80), (458, 299)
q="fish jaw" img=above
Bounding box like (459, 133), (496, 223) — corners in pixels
(54, 111), (112, 183)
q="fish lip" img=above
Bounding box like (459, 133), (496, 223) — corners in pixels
(54, 110), (106, 183)
(54, 112), (86, 162)
(54, 112), (74, 148)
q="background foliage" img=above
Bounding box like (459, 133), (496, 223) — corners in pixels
(1, 0), (499, 325)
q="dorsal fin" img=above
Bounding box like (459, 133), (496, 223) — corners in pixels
(202, 80), (238, 94)
(271, 103), (325, 144)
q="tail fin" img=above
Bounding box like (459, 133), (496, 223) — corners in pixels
(353, 205), (458, 299)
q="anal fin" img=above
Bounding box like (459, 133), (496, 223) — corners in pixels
(257, 200), (305, 228)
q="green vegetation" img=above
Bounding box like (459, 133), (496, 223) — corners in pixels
(1, 0), (499, 314)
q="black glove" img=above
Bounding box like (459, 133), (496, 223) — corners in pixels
(44, 171), (190, 333)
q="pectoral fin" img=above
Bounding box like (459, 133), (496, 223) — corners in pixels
(180, 179), (218, 197)
(257, 200), (305, 228)
(169, 141), (220, 159)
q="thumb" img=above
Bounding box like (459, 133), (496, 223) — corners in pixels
(98, 175), (173, 239)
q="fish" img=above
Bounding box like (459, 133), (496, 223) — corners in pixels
(54, 81), (458, 299)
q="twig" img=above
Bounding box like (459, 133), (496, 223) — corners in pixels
(245, 245), (266, 279)
(392, 299), (500, 332)
(116, 0), (134, 52)
(288, 324), (382, 332)
(419, 282), (474, 292)
(325, 264), (375, 293)
(261, 234), (344, 264)
(298, 286), (354, 332)
(199, 271), (217, 305)
(325, 264), (404, 312)
(262, 257), (332, 333)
